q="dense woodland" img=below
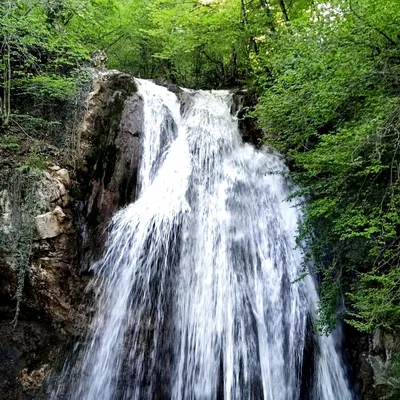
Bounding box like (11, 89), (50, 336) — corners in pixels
(1, 0), (400, 392)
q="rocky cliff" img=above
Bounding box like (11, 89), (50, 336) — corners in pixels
(0, 70), (142, 399)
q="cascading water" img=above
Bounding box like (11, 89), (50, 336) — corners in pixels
(58, 80), (355, 399)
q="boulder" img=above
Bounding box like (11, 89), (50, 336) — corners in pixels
(0, 189), (12, 234)
(54, 169), (71, 189)
(35, 206), (70, 239)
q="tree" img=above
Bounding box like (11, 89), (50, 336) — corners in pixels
(253, 0), (400, 332)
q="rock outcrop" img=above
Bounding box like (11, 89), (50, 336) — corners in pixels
(74, 71), (142, 244)
(0, 70), (142, 399)
(368, 329), (400, 392)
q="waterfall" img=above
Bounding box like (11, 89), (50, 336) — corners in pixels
(61, 80), (355, 399)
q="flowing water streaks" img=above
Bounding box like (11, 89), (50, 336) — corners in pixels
(60, 80), (355, 400)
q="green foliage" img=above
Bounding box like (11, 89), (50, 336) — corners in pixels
(315, 269), (342, 335)
(145, 0), (248, 87)
(1, 0), (108, 131)
(253, 0), (400, 333)
(0, 135), (20, 150)
(89, 0), (252, 87)
(1, 0), (97, 320)
(347, 269), (400, 332)
(17, 75), (76, 101)
(376, 351), (400, 399)
(385, 352), (400, 400)
(17, 153), (48, 171)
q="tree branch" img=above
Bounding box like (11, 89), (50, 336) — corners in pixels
(349, 0), (396, 46)
(278, 0), (289, 22)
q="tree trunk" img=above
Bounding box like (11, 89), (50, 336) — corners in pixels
(259, 0), (276, 32)
(2, 39), (11, 127)
(278, 0), (289, 22)
(240, 0), (248, 25)
(6, 42), (11, 126)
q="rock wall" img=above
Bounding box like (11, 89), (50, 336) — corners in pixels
(0, 70), (142, 399)
(345, 325), (400, 400)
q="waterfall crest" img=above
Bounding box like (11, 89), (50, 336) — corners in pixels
(61, 80), (354, 400)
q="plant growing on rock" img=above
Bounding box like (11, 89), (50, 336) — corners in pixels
(0, 170), (42, 324)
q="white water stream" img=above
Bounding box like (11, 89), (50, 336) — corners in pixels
(59, 80), (354, 399)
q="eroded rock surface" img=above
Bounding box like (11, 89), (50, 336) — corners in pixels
(366, 329), (400, 398)
(0, 70), (142, 399)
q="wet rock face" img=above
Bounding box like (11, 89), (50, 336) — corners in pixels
(232, 89), (263, 147)
(152, 77), (183, 94)
(366, 329), (400, 398)
(0, 167), (89, 399)
(86, 92), (143, 231)
(0, 311), (60, 400)
(343, 324), (400, 400)
(72, 71), (142, 224)
(77, 71), (143, 263)
(0, 70), (142, 399)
